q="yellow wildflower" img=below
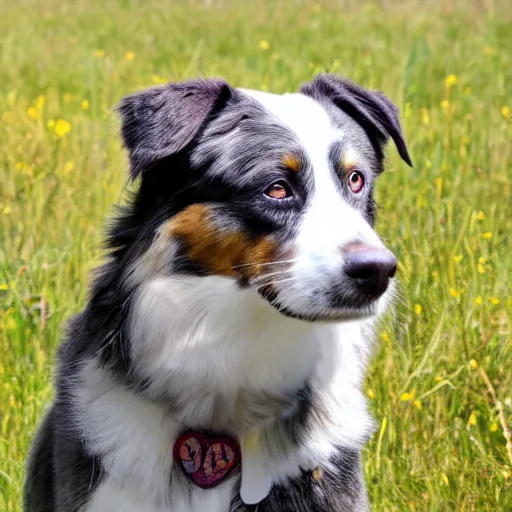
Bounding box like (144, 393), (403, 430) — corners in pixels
(125, 51), (135, 61)
(474, 296), (482, 305)
(502, 106), (511, 119)
(449, 287), (461, 299)
(54, 119), (71, 137)
(482, 232), (493, 239)
(3, 205), (12, 215)
(27, 107), (38, 119)
(503, 470), (511, 480)
(15, 162), (24, 170)
(488, 297), (500, 305)
(94, 49), (105, 58)
(367, 389), (375, 400)
(477, 263), (486, 274)
(490, 423), (499, 432)
(434, 376), (443, 383)
(400, 390), (416, 402)
(441, 473), (449, 486)
(478, 257), (486, 265)
(420, 107), (430, 126)
(413, 400), (422, 410)
(441, 99), (450, 110)
(259, 40), (270, 51)
(381, 331), (390, 343)
(453, 254), (463, 263)
(469, 359), (478, 369)
(6, 317), (16, 330)
(476, 210), (485, 221)
(414, 304), (422, 316)
(47, 119), (55, 129)
(467, 411), (477, 427)
(0, 283), (8, 291)
(445, 74), (457, 87)
(81, 99), (89, 110)
(64, 161), (75, 173)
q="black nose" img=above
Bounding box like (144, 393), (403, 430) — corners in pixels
(344, 245), (397, 300)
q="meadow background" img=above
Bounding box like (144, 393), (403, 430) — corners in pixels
(0, 0), (511, 510)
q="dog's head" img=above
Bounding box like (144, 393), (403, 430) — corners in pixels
(115, 74), (411, 323)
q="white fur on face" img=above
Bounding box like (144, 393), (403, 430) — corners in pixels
(240, 89), (390, 320)
(128, 275), (319, 407)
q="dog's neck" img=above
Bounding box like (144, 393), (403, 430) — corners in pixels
(72, 274), (376, 502)
(123, 274), (374, 438)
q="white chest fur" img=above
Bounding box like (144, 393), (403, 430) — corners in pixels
(77, 276), (375, 510)
(85, 478), (233, 512)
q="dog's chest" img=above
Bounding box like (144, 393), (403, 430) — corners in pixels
(85, 478), (234, 512)
(75, 320), (373, 511)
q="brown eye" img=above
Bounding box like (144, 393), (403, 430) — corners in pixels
(264, 181), (292, 199)
(348, 171), (364, 193)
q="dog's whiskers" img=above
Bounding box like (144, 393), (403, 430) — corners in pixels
(251, 269), (292, 283)
(231, 258), (298, 271)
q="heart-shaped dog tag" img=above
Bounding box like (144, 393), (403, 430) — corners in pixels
(173, 431), (240, 489)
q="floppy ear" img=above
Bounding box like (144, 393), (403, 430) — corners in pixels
(117, 78), (234, 178)
(301, 74), (412, 167)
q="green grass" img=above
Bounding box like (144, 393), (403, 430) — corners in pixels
(0, 0), (511, 510)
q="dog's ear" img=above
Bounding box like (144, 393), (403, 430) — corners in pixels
(118, 78), (234, 179)
(301, 74), (412, 167)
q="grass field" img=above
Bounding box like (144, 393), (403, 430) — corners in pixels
(0, 0), (511, 510)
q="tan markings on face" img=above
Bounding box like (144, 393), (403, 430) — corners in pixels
(282, 152), (301, 173)
(166, 204), (277, 278)
(341, 148), (359, 174)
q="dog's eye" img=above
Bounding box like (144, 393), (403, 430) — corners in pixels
(264, 181), (293, 200)
(348, 171), (364, 193)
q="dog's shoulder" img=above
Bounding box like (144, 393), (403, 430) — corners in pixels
(24, 401), (104, 512)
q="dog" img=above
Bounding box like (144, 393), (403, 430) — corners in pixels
(24, 73), (411, 512)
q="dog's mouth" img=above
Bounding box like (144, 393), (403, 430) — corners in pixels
(257, 283), (377, 323)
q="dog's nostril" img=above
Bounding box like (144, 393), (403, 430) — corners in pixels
(344, 246), (397, 300)
(347, 266), (375, 280)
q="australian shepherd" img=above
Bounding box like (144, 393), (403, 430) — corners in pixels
(24, 73), (412, 512)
